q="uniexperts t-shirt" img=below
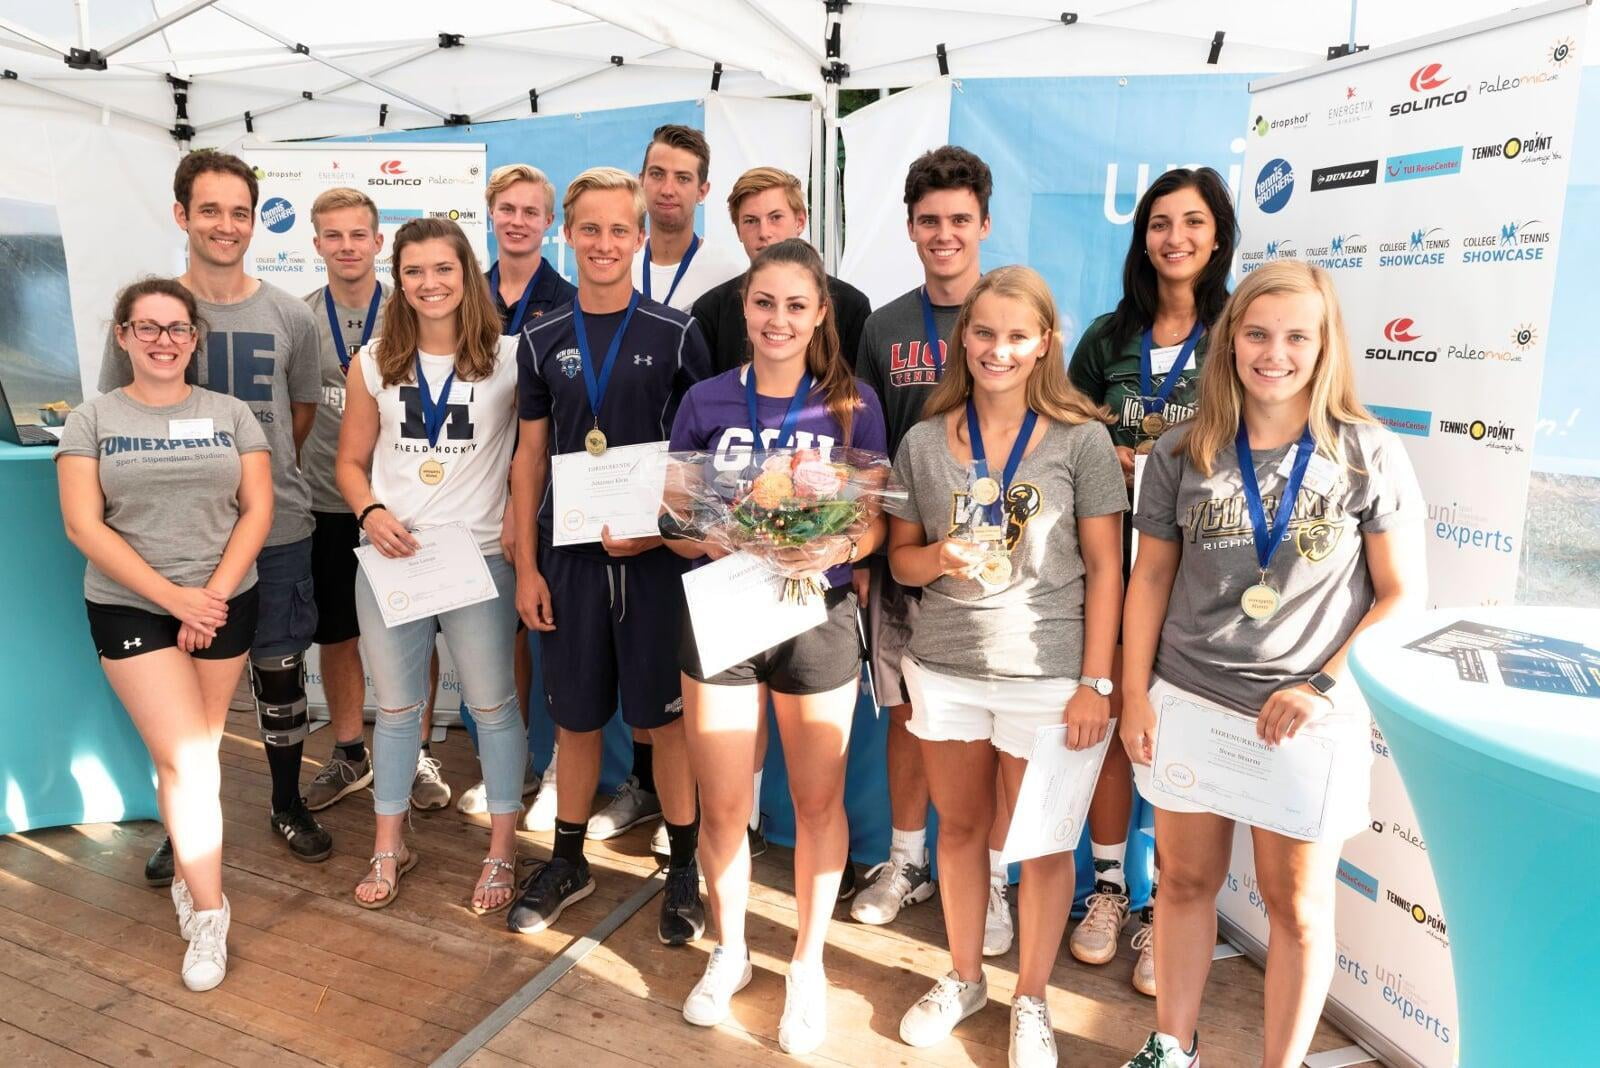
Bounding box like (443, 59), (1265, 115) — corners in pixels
(629, 238), (746, 312)
(1132, 419), (1423, 716)
(359, 335), (520, 553)
(856, 286), (960, 461)
(669, 366), (888, 589)
(886, 413), (1128, 680)
(56, 387), (270, 613)
(517, 295), (713, 556)
(1068, 312), (1210, 450)
(98, 280), (320, 546)
(301, 282), (390, 513)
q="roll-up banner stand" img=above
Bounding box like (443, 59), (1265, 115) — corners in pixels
(236, 141), (489, 720)
(1229, 3), (1587, 1065)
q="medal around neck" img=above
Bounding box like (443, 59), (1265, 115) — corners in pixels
(419, 459), (445, 486)
(1240, 581), (1280, 620)
(584, 427), (608, 456)
(970, 475), (1000, 506)
(1140, 411), (1168, 437)
(1134, 438), (1156, 455)
(1235, 422), (1315, 623)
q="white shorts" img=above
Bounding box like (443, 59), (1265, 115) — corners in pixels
(1133, 675), (1374, 843)
(901, 655), (1076, 761)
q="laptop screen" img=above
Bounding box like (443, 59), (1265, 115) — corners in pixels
(1, 197), (84, 429)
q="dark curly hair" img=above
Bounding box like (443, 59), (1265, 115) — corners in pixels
(904, 145), (993, 221)
(173, 148), (259, 212)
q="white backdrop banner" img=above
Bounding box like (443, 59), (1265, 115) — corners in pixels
(1227, 5), (1588, 1067)
(235, 142), (488, 292)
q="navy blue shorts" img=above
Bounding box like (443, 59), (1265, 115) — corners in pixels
(254, 536), (317, 658)
(538, 546), (686, 732)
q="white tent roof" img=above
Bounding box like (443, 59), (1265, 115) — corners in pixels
(3, 1), (1592, 145)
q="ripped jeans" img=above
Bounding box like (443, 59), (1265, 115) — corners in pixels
(355, 552), (526, 817)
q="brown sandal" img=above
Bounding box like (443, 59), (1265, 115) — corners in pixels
(471, 856), (517, 915)
(355, 848), (418, 910)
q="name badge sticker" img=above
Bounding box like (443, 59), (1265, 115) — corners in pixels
(1148, 343), (1184, 376)
(448, 382), (474, 405)
(169, 418), (215, 439)
(1277, 446), (1340, 497)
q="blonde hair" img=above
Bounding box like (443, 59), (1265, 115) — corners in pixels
(485, 163), (556, 216)
(372, 218), (502, 388)
(922, 266), (1112, 428)
(562, 166), (647, 231)
(1184, 260), (1373, 476)
(727, 167), (807, 226)
(310, 187), (378, 231)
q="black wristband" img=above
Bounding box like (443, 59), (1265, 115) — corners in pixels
(357, 502), (387, 529)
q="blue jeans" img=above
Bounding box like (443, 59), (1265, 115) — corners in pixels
(355, 553), (526, 817)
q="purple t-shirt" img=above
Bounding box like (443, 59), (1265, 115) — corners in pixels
(669, 366), (888, 588)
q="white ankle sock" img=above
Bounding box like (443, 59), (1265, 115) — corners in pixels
(890, 826), (926, 867)
(989, 849), (1006, 886)
(1091, 838), (1127, 892)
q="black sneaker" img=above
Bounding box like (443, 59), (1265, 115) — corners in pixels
(836, 860), (857, 902)
(507, 857), (595, 935)
(658, 862), (706, 946)
(269, 799), (333, 862)
(748, 816), (768, 859)
(144, 836), (174, 887)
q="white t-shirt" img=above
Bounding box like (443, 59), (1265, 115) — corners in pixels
(359, 335), (519, 553)
(629, 236), (746, 312)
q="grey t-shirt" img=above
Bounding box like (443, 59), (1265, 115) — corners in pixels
(300, 282), (390, 513)
(98, 281), (320, 546)
(887, 413), (1128, 680)
(56, 387), (270, 613)
(1132, 419), (1422, 716)
(857, 287), (960, 461)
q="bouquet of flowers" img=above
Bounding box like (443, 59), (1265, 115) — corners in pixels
(660, 447), (903, 602)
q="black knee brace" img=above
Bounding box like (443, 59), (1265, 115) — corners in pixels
(252, 651), (308, 747)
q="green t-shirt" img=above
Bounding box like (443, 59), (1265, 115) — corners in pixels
(1067, 312), (1210, 450)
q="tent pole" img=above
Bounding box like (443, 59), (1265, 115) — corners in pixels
(99, 0), (220, 60)
(1347, 0), (1358, 50)
(822, 81), (840, 274)
(809, 97), (825, 250)
(0, 15), (70, 57)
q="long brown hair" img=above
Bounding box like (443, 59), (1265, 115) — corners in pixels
(1184, 260), (1373, 476)
(372, 218), (501, 387)
(922, 266), (1112, 426)
(741, 238), (862, 441)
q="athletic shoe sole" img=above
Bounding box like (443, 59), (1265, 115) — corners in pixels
(682, 962), (753, 1027)
(410, 791), (451, 812)
(852, 878), (937, 925)
(1069, 940), (1120, 966)
(507, 877), (596, 935)
(307, 769), (374, 812)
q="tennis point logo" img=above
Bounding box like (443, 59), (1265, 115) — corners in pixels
(1254, 158), (1294, 214)
(1365, 317), (1437, 364)
(1391, 61), (1469, 117)
(1386, 886), (1450, 946)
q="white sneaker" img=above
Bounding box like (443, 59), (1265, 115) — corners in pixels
(650, 819), (670, 859)
(682, 945), (753, 1026)
(411, 751), (451, 811)
(899, 970), (988, 1047)
(850, 856), (935, 925)
(1120, 1031), (1197, 1067)
(521, 758), (559, 832)
(456, 780), (488, 815)
(1069, 884), (1130, 965)
(983, 881), (1014, 957)
(1131, 921), (1156, 997)
(778, 963), (828, 1055)
(171, 878), (196, 940)
(182, 897), (230, 992)
(1008, 995), (1057, 1068)
(586, 777), (661, 840)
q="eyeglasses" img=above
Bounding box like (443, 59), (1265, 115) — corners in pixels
(122, 320), (198, 343)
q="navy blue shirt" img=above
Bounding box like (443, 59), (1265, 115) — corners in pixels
(518, 293), (713, 554)
(487, 257), (577, 335)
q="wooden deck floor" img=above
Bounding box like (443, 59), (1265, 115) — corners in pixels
(0, 711), (1374, 1067)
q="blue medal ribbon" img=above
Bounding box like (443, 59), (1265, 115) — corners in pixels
(323, 283), (382, 373)
(1236, 422), (1316, 577)
(642, 233), (700, 305)
(964, 398), (1038, 526)
(572, 291), (642, 435)
(415, 353), (457, 448)
(745, 367), (814, 451)
(918, 286), (946, 376)
(1138, 322), (1204, 415)
(489, 260), (541, 336)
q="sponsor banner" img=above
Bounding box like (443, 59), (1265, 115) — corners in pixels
(237, 143), (488, 293)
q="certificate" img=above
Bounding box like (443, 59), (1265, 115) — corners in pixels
(1130, 453), (1147, 570)
(1149, 692), (1335, 841)
(1000, 726), (1112, 863)
(551, 441), (668, 547)
(681, 551), (827, 676)
(353, 521), (497, 628)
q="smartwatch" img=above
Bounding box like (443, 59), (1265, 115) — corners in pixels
(1080, 675), (1115, 697)
(1308, 671), (1338, 696)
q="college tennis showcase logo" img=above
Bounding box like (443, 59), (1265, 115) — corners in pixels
(1459, 218), (1551, 264)
(1376, 225), (1449, 268)
(1254, 158), (1294, 214)
(1302, 233), (1366, 270)
(1391, 61), (1469, 117)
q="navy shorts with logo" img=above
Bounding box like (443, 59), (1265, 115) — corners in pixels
(253, 536), (318, 658)
(311, 511), (361, 645)
(87, 586), (259, 661)
(538, 546), (685, 732)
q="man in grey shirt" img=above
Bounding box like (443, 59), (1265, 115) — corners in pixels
(99, 150), (332, 876)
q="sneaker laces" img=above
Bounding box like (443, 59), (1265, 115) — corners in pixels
(309, 759), (348, 786)
(664, 865), (699, 911)
(523, 857), (573, 896)
(188, 910), (226, 966)
(1131, 923), (1154, 952)
(1126, 1032), (1175, 1068)
(918, 972), (969, 1012)
(415, 753), (444, 784)
(1080, 889), (1130, 937)
(609, 779), (640, 808)
(863, 858), (916, 900)
(1012, 996), (1051, 1048)
(988, 881), (1008, 913)
(702, 945), (746, 988)
(281, 799), (320, 835)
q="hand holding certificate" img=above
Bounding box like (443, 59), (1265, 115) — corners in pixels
(681, 551), (827, 676)
(551, 441), (668, 547)
(354, 521), (497, 628)
(1000, 727), (1112, 863)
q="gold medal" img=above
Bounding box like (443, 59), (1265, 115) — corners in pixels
(1240, 583), (1280, 621)
(1140, 411), (1168, 437)
(1135, 438), (1156, 455)
(978, 550), (1013, 588)
(584, 427), (608, 456)
(971, 476), (1000, 506)
(418, 459), (445, 485)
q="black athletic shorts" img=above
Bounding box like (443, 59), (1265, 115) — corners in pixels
(311, 510), (361, 645)
(87, 586), (260, 661)
(680, 583), (862, 695)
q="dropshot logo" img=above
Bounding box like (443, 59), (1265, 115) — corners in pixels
(1254, 158), (1294, 214)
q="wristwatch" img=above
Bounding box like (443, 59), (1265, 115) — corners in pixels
(1308, 671), (1338, 696)
(1080, 675), (1115, 697)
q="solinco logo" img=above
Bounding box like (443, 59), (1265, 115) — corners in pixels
(1303, 233), (1367, 270)
(1377, 225), (1450, 268)
(1391, 61), (1469, 117)
(1253, 111), (1309, 136)
(1437, 416), (1520, 453)
(369, 159), (420, 188)
(1327, 85), (1373, 126)
(379, 159), (406, 175)
(1365, 317), (1438, 363)
(1472, 132), (1559, 166)
(1254, 158), (1294, 214)
(1385, 887), (1449, 946)
(1460, 218), (1551, 264)
(1310, 160), (1377, 191)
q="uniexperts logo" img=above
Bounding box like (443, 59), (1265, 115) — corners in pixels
(259, 196), (295, 233)
(1375, 960), (1453, 1046)
(1471, 131), (1560, 166)
(1365, 317), (1437, 363)
(1254, 158), (1294, 214)
(379, 159), (406, 175)
(1385, 887), (1449, 947)
(1429, 498), (1515, 555)
(1301, 232), (1367, 270)
(1311, 160), (1377, 192)
(1327, 85), (1374, 126)
(1391, 62), (1469, 117)
(1253, 111), (1309, 136)
(1384, 146), (1463, 183)
(1437, 415), (1521, 453)
(1459, 218), (1552, 264)
(1336, 858), (1379, 901)
(1368, 404), (1431, 437)
(1376, 225), (1450, 268)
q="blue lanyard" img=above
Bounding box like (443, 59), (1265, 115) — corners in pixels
(745, 367), (814, 450)
(965, 398), (1038, 525)
(414, 354), (457, 447)
(323, 283), (381, 372)
(1138, 322), (1204, 414)
(919, 287), (946, 376)
(642, 233), (699, 305)
(571, 292), (641, 430)
(489, 260), (541, 336)
(1236, 423), (1315, 574)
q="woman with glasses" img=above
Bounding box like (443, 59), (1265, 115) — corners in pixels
(56, 278), (274, 992)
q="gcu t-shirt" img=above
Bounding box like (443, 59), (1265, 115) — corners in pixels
(301, 282), (390, 514)
(98, 281), (320, 546)
(856, 287), (960, 461)
(359, 336), (520, 554)
(56, 387), (270, 613)
(669, 366), (888, 588)
(1132, 420), (1422, 715)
